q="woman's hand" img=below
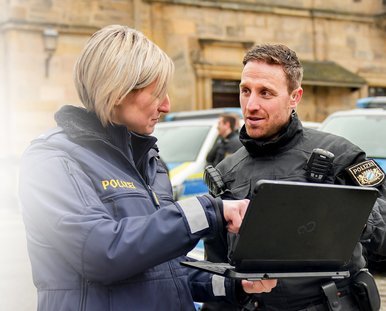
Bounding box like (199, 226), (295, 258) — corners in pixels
(222, 199), (249, 233)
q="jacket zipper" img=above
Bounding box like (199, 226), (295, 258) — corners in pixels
(87, 139), (177, 303)
(148, 185), (160, 209)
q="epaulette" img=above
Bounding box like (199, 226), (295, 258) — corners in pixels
(35, 127), (64, 141)
(346, 159), (385, 187)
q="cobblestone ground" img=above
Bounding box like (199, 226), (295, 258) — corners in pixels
(375, 274), (386, 310)
(1, 209), (37, 311)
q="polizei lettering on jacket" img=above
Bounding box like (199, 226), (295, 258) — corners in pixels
(346, 160), (385, 187)
(101, 179), (136, 190)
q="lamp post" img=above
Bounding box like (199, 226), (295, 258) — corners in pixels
(42, 28), (58, 78)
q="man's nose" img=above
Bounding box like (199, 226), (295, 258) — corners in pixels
(246, 93), (261, 111)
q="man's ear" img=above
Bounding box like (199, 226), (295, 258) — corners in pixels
(290, 87), (303, 109)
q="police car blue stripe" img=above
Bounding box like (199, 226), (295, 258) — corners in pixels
(167, 162), (183, 170)
(182, 179), (209, 196)
(374, 158), (386, 172)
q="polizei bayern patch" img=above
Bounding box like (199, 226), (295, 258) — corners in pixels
(346, 159), (385, 187)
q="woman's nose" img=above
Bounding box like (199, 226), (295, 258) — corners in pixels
(159, 95), (171, 113)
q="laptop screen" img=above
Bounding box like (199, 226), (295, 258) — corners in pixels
(230, 180), (378, 272)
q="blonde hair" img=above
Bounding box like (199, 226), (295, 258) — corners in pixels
(74, 25), (174, 126)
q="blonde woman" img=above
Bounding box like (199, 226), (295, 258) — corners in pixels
(19, 25), (276, 311)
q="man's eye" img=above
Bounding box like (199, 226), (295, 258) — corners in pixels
(261, 90), (272, 97)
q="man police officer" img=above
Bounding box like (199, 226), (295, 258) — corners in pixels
(202, 43), (386, 311)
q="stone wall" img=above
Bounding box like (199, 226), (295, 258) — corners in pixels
(150, 1), (386, 120)
(1, 0), (386, 155)
(0, 0), (137, 155)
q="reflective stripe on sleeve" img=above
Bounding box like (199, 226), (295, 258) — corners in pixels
(212, 275), (226, 296)
(178, 197), (209, 234)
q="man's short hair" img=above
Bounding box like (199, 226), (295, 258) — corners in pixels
(220, 113), (238, 131)
(243, 44), (303, 93)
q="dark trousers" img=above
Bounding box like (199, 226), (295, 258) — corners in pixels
(296, 294), (360, 311)
(201, 292), (361, 311)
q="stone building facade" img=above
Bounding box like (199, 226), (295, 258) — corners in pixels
(1, 0), (386, 156)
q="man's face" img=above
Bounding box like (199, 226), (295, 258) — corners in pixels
(217, 117), (229, 138)
(239, 60), (302, 140)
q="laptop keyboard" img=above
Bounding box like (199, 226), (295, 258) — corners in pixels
(188, 261), (234, 274)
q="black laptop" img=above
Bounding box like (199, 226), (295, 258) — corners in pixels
(181, 180), (378, 280)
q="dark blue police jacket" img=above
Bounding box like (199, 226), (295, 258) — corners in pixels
(19, 105), (239, 311)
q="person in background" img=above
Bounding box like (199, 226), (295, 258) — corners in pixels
(206, 113), (242, 167)
(202, 43), (386, 311)
(229, 112), (241, 132)
(18, 25), (277, 311)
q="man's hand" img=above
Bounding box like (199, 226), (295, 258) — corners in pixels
(241, 279), (277, 294)
(222, 199), (249, 233)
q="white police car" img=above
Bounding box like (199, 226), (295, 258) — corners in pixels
(319, 98), (386, 171)
(154, 118), (223, 200)
(163, 107), (243, 121)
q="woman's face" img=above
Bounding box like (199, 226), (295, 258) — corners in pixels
(113, 82), (170, 135)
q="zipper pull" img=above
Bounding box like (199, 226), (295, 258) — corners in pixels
(148, 186), (160, 207)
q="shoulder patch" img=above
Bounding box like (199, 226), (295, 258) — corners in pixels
(346, 160), (385, 187)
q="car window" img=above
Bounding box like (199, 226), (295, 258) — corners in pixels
(154, 125), (212, 162)
(320, 115), (386, 158)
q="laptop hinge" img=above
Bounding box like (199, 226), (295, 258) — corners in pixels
(321, 281), (342, 311)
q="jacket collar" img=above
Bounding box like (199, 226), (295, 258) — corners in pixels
(54, 105), (157, 164)
(239, 111), (303, 156)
